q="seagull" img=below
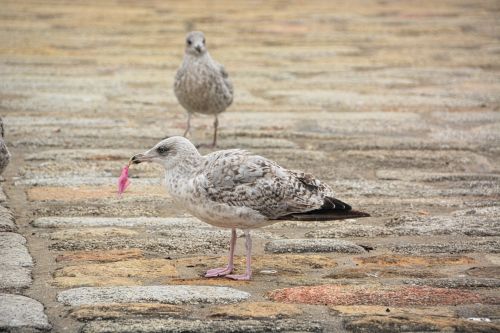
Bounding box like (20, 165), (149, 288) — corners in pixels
(130, 136), (369, 280)
(0, 117), (11, 175)
(174, 31), (233, 147)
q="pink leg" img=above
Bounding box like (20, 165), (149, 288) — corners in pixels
(205, 228), (236, 277)
(226, 230), (252, 280)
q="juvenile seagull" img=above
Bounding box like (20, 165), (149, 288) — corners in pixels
(174, 31), (233, 147)
(131, 137), (368, 280)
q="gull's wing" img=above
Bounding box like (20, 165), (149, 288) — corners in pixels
(196, 150), (349, 219)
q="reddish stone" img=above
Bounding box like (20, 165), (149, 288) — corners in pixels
(269, 285), (487, 306)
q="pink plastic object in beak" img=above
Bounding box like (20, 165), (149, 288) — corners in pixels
(117, 164), (130, 196)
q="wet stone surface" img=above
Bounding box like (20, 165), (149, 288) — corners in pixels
(1, 0), (500, 332)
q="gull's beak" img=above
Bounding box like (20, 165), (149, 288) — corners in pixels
(130, 153), (150, 165)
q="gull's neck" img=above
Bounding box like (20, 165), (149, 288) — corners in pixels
(164, 151), (203, 179)
(183, 52), (212, 66)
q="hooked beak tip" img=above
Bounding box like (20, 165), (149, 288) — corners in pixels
(130, 154), (145, 165)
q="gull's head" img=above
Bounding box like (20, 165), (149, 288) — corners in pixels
(185, 31), (207, 56)
(130, 136), (200, 169)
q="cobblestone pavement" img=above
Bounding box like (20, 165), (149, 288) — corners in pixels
(1, 0), (500, 332)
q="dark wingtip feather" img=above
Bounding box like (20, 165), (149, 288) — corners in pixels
(283, 209), (370, 221)
(322, 197), (352, 211)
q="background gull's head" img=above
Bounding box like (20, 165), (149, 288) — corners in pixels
(184, 31), (207, 56)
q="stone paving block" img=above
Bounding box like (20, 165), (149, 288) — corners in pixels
(53, 259), (178, 288)
(391, 239), (500, 255)
(69, 303), (188, 321)
(24, 149), (133, 161)
(27, 185), (166, 201)
(376, 169), (500, 182)
(17, 176), (159, 187)
(269, 285), (489, 306)
(49, 227), (279, 255)
(386, 214), (500, 237)
(466, 266), (500, 278)
(402, 278), (500, 289)
(56, 249), (144, 263)
(209, 302), (302, 319)
(5, 116), (125, 128)
(353, 254), (476, 267)
(0, 266), (32, 290)
(175, 254), (337, 277)
(0, 232), (32, 267)
(324, 267), (443, 279)
(0, 204), (16, 232)
(344, 315), (500, 333)
(0, 233), (33, 290)
(265, 239), (366, 254)
(81, 318), (322, 333)
(57, 286), (251, 306)
(306, 225), (391, 238)
(0, 294), (51, 331)
(33, 216), (204, 229)
(49, 227), (139, 240)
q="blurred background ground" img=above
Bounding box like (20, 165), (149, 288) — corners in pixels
(0, 1), (499, 332)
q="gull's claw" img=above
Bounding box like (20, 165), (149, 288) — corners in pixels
(205, 266), (233, 277)
(225, 273), (251, 281)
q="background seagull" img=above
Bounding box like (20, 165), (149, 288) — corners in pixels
(174, 31), (233, 147)
(130, 136), (369, 280)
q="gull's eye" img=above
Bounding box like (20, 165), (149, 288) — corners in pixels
(156, 145), (169, 155)
(187, 39), (192, 46)
(202, 38), (206, 45)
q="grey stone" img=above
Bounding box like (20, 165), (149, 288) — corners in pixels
(0, 266), (31, 290)
(0, 204), (16, 232)
(0, 233), (33, 290)
(15, 176), (159, 187)
(24, 149), (133, 161)
(265, 239), (366, 254)
(81, 319), (322, 333)
(391, 239), (500, 255)
(0, 233), (32, 267)
(0, 294), (51, 331)
(306, 225), (391, 238)
(49, 227), (278, 255)
(5, 116), (125, 127)
(402, 278), (500, 289)
(33, 217), (204, 229)
(386, 214), (500, 237)
(376, 169), (500, 182)
(453, 206), (500, 217)
(57, 286), (250, 306)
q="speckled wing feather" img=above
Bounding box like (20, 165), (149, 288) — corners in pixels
(197, 150), (341, 219)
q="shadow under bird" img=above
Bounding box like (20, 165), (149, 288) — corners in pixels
(127, 136), (369, 280)
(174, 31), (233, 148)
